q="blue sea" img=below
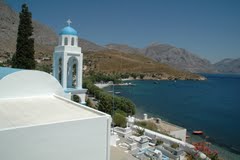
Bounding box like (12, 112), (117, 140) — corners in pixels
(105, 74), (240, 159)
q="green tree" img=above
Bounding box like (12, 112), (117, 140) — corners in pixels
(12, 4), (35, 69)
(131, 73), (138, 79)
(156, 139), (164, 146)
(113, 113), (127, 128)
(115, 109), (127, 117)
(135, 127), (145, 136)
(97, 93), (113, 115)
(86, 98), (95, 108)
(171, 143), (179, 149)
(83, 77), (136, 116)
(140, 74), (145, 79)
(72, 95), (80, 103)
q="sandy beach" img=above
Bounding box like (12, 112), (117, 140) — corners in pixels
(95, 83), (112, 89)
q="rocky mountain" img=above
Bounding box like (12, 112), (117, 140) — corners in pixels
(0, 0), (104, 63)
(214, 58), (240, 73)
(105, 44), (143, 54)
(105, 43), (216, 73)
(84, 50), (205, 80)
(143, 43), (216, 73)
(79, 39), (105, 52)
(0, 0), (57, 55)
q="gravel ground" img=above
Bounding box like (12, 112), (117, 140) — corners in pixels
(111, 146), (138, 160)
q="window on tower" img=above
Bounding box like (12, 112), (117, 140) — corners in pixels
(71, 37), (74, 46)
(64, 37), (68, 45)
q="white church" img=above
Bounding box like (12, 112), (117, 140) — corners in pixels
(0, 21), (111, 160)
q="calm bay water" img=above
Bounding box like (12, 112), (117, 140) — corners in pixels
(105, 74), (240, 159)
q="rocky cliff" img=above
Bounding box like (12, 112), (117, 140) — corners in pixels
(143, 43), (216, 73)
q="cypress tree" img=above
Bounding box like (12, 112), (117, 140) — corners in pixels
(12, 3), (35, 69)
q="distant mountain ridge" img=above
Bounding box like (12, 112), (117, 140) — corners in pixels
(105, 43), (216, 73)
(105, 44), (143, 54)
(143, 43), (216, 73)
(1, 0), (239, 74)
(104, 43), (240, 74)
(214, 58), (240, 73)
(84, 49), (205, 80)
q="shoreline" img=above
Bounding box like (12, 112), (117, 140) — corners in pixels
(122, 76), (206, 81)
(135, 110), (240, 159)
(94, 83), (112, 89)
(95, 75), (207, 90)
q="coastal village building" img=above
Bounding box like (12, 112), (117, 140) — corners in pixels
(0, 21), (111, 160)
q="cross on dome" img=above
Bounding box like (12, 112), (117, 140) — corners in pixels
(67, 19), (72, 26)
(60, 19), (77, 36)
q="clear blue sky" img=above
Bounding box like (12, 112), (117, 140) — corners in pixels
(5, 0), (240, 62)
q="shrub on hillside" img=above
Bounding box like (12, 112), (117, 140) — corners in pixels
(135, 127), (145, 136)
(171, 143), (179, 149)
(156, 139), (164, 146)
(113, 113), (127, 128)
(115, 109), (127, 117)
(135, 120), (158, 132)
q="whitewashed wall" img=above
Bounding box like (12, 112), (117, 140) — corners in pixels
(170, 129), (187, 142)
(0, 70), (65, 99)
(0, 116), (111, 160)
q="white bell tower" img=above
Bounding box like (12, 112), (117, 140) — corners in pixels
(53, 20), (87, 104)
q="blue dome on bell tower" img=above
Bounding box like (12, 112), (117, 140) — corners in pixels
(59, 26), (77, 36)
(59, 19), (77, 36)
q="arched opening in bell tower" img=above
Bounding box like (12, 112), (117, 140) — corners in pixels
(58, 57), (63, 85)
(72, 95), (81, 103)
(67, 56), (78, 88)
(72, 63), (77, 87)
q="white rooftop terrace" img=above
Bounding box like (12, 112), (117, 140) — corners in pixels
(0, 67), (109, 131)
(0, 95), (106, 131)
